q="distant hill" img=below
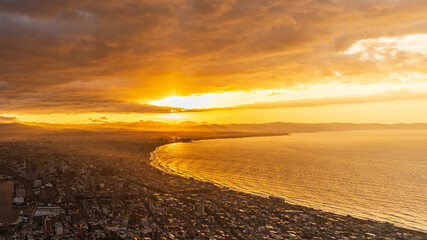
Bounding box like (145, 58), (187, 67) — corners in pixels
(2, 121), (427, 142)
(180, 122), (427, 133)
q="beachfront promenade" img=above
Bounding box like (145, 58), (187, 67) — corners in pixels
(0, 140), (426, 239)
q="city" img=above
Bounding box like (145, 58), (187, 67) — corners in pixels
(0, 139), (425, 239)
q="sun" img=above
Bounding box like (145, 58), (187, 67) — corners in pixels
(149, 94), (218, 109)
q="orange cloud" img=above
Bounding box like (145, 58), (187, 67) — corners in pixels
(0, 115), (16, 123)
(0, 0), (426, 122)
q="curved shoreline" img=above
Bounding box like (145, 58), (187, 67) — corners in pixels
(150, 142), (273, 197)
(149, 137), (427, 233)
(150, 141), (351, 207)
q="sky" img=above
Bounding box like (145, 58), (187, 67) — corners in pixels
(0, 0), (427, 125)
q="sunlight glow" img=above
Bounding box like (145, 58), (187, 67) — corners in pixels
(343, 34), (427, 60)
(160, 113), (185, 120)
(149, 81), (427, 109)
(150, 94), (219, 109)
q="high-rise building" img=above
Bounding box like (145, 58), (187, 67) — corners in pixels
(196, 201), (205, 216)
(208, 216), (215, 225)
(129, 212), (141, 226)
(40, 183), (55, 201)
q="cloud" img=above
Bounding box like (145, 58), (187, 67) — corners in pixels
(0, 115), (16, 122)
(0, 0), (426, 115)
(0, 81), (9, 91)
(0, 78), (184, 114)
(89, 116), (109, 123)
(0, 97), (182, 114)
(185, 90), (427, 111)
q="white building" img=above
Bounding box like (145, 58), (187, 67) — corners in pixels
(55, 222), (63, 235)
(13, 184), (26, 206)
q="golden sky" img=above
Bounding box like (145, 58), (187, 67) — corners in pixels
(0, 0), (427, 124)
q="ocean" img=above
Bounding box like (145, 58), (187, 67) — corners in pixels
(151, 130), (427, 231)
(0, 180), (19, 223)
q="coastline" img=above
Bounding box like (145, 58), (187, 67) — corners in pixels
(148, 135), (427, 234)
(149, 132), (292, 188)
(2, 135), (427, 239)
(150, 141), (274, 197)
